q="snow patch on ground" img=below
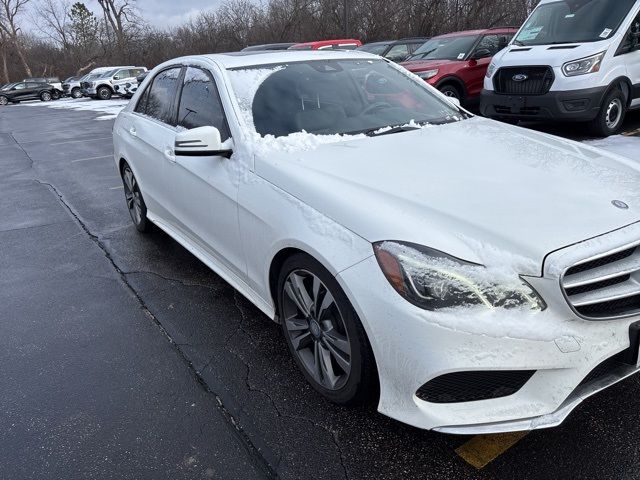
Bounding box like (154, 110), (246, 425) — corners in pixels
(24, 98), (129, 120)
(584, 135), (640, 161)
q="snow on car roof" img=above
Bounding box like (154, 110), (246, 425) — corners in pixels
(200, 50), (380, 69)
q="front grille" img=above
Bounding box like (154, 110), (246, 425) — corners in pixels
(493, 66), (554, 95)
(562, 244), (640, 319)
(416, 370), (536, 404)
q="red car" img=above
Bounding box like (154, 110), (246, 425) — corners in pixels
(401, 27), (517, 105)
(289, 39), (362, 51)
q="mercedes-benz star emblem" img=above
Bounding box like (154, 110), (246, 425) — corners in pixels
(612, 200), (629, 210)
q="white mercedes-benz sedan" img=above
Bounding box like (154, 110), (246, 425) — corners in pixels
(113, 50), (640, 434)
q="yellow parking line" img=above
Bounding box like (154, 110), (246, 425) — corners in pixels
(455, 431), (529, 469)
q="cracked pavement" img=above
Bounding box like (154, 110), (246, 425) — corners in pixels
(2, 104), (640, 480)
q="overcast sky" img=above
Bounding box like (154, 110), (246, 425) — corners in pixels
(85, 0), (227, 27)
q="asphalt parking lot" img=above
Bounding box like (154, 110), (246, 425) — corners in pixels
(2, 102), (640, 480)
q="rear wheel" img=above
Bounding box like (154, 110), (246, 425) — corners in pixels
(71, 88), (82, 99)
(97, 86), (112, 100)
(0, 96), (8, 106)
(278, 253), (378, 406)
(121, 162), (150, 233)
(589, 88), (626, 137)
(40, 91), (52, 102)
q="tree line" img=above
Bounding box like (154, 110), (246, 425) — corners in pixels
(0, 0), (538, 83)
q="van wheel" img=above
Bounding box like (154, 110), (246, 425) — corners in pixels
(97, 86), (112, 100)
(439, 84), (463, 102)
(278, 253), (378, 406)
(40, 92), (52, 102)
(590, 88), (626, 137)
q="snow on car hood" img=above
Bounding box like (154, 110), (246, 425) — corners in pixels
(253, 117), (640, 276)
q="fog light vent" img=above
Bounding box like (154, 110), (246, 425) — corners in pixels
(416, 370), (536, 404)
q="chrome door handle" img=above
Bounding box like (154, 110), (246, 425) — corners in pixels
(164, 148), (176, 163)
(129, 127), (137, 137)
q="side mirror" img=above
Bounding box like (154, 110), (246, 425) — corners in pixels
(175, 126), (233, 158)
(472, 48), (492, 60)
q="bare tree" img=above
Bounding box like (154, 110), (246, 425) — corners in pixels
(32, 0), (71, 50)
(0, 0), (32, 76)
(96, 0), (136, 48)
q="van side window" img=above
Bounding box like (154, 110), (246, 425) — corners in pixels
(177, 67), (230, 140)
(619, 12), (640, 54)
(135, 67), (182, 125)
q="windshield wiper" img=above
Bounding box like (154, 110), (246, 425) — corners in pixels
(364, 125), (421, 137)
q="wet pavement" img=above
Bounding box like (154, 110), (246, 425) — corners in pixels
(1, 103), (640, 479)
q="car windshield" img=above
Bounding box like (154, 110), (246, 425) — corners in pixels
(514, 0), (636, 46)
(357, 43), (391, 55)
(406, 35), (479, 61)
(229, 59), (466, 138)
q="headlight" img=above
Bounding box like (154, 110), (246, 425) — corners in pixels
(562, 51), (606, 77)
(417, 69), (439, 80)
(486, 62), (497, 78)
(374, 241), (546, 311)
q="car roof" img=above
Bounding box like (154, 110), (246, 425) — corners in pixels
(433, 27), (518, 38)
(169, 50), (380, 70)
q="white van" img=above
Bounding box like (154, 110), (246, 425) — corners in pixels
(481, 0), (640, 136)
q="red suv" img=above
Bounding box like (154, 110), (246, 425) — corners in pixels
(400, 27), (517, 105)
(289, 39), (362, 50)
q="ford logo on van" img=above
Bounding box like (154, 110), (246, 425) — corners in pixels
(512, 74), (528, 82)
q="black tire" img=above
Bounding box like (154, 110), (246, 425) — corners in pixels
(439, 84), (463, 102)
(71, 88), (82, 99)
(97, 86), (112, 100)
(0, 95), (8, 106)
(277, 253), (378, 406)
(40, 91), (52, 102)
(589, 87), (627, 137)
(121, 162), (150, 233)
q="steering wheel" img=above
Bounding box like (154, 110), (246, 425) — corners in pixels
(362, 102), (392, 116)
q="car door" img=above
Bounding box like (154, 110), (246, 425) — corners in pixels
(622, 10), (640, 107)
(122, 66), (183, 221)
(112, 69), (132, 90)
(11, 83), (29, 101)
(465, 35), (503, 98)
(166, 65), (244, 275)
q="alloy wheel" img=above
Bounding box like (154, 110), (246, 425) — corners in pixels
(282, 269), (352, 391)
(0, 96), (7, 106)
(605, 98), (623, 130)
(72, 89), (82, 99)
(122, 166), (143, 226)
(42, 92), (52, 101)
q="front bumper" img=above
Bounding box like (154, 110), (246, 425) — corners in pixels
(337, 225), (640, 433)
(480, 86), (607, 122)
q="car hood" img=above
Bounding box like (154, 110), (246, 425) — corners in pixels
(493, 41), (611, 68)
(401, 59), (461, 72)
(254, 117), (640, 276)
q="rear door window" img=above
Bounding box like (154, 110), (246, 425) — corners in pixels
(177, 67), (230, 140)
(135, 67), (182, 125)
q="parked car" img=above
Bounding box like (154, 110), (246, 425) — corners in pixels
(0, 81), (59, 105)
(481, 0), (640, 136)
(401, 27), (518, 105)
(242, 43), (296, 51)
(81, 66), (147, 100)
(358, 38), (430, 62)
(114, 49), (640, 434)
(61, 76), (85, 98)
(289, 39), (362, 50)
(24, 76), (63, 95)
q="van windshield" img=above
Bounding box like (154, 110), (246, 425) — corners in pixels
(514, 0), (636, 46)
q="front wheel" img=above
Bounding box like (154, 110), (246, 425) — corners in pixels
(589, 88), (627, 137)
(97, 86), (112, 100)
(40, 92), (52, 102)
(439, 84), (463, 102)
(0, 96), (8, 106)
(71, 88), (82, 99)
(278, 254), (378, 406)
(121, 162), (150, 233)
